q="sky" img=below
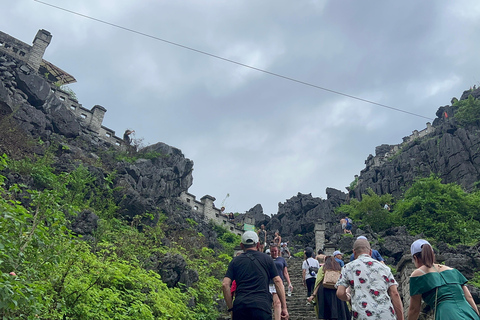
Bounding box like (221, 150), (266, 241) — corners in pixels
(2, 1), (480, 215)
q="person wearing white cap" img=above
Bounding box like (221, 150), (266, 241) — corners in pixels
(408, 239), (479, 320)
(333, 250), (345, 267)
(349, 236), (385, 264)
(336, 238), (404, 320)
(222, 231), (289, 320)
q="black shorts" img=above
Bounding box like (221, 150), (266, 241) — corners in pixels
(233, 307), (271, 320)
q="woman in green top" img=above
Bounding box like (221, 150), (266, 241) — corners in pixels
(408, 239), (480, 320)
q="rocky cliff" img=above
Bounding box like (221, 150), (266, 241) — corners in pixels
(353, 87), (480, 200)
(0, 52), (224, 289)
(262, 87), (480, 289)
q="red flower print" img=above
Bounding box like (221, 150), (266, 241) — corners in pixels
(353, 311), (359, 319)
(366, 310), (373, 316)
(355, 270), (361, 276)
(383, 275), (389, 282)
(369, 289), (379, 296)
(390, 306), (395, 314)
(359, 278), (366, 283)
(390, 278), (395, 283)
(366, 261), (373, 266)
(349, 280), (354, 286)
(361, 302), (367, 308)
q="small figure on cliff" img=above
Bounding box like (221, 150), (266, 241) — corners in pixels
(340, 217), (352, 234)
(123, 129), (135, 145)
(384, 203), (391, 211)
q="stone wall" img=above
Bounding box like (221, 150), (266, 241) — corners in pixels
(1, 29), (127, 148)
(49, 86), (123, 146)
(179, 192), (245, 236)
(0, 31), (32, 65)
(366, 122), (435, 168)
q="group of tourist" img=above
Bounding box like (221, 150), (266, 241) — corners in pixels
(223, 231), (480, 320)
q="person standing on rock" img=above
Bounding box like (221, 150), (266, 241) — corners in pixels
(257, 224), (267, 253)
(222, 231), (289, 320)
(123, 129), (134, 145)
(269, 245), (293, 320)
(336, 239), (404, 320)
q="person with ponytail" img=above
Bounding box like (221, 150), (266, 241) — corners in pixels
(307, 256), (350, 320)
(408, 239), (480, 320)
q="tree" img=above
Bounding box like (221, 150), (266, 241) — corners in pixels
(454, 95), (480, 126)
(336, 189), (395, 232)
(395, 175), (480, 244)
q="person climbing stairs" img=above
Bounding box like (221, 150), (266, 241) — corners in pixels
(281, 256), (317, 320)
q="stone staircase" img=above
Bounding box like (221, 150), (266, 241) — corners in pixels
(283, 257), (317, 320)
(216, 256), (318, 320)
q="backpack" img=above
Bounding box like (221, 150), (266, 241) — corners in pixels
(323, 269), (341, 289)
(306, 259), (319, 277)
(346, 218), (352, 228)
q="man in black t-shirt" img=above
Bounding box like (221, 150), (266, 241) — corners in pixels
(222, 231), (289, 320)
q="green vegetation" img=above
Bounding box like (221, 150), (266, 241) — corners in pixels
(336, 189), (394, 232)
(349, 177), (358, 190)
(454, 95), (480, 126)
(0, 153), (230, 319)
(336, 175), (480, 245)
(294, 251), (304, 258)
(395, 175), (480, 244)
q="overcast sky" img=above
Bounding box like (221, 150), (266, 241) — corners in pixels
(2, 1), (480, 215)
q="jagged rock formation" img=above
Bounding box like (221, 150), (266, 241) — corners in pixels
(353, 87), (480, 199)
(266, 88), (480, 303)
(264, 189), (349, 252)
(0, 50), (219, 289)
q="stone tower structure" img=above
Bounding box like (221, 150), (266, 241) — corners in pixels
(28, 29), (52, 71)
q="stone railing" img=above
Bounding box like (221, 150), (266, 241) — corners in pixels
(49, 86), (124, 146)
(179, 192), (250, 236)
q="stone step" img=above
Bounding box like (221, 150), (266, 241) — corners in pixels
(281, 257), (317, 320)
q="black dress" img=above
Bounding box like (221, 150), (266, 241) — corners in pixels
(316, 283), (351, 320)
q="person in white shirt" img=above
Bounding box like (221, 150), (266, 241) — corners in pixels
(302, 247), (320, 303)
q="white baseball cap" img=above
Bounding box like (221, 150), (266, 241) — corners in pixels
(333, 250), (343, 256)
(357, 236), (368, 240)
(241, 231), (259, 245)
(411, 239), (431, 256)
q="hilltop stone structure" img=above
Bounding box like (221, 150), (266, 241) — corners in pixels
(1, 28), (248, 237)
(2, 28), (480, 315)
(0, 29), (125, 146)
(179, 192), (254, 236)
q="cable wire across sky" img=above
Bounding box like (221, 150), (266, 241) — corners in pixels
(34, 0), (432, 120)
